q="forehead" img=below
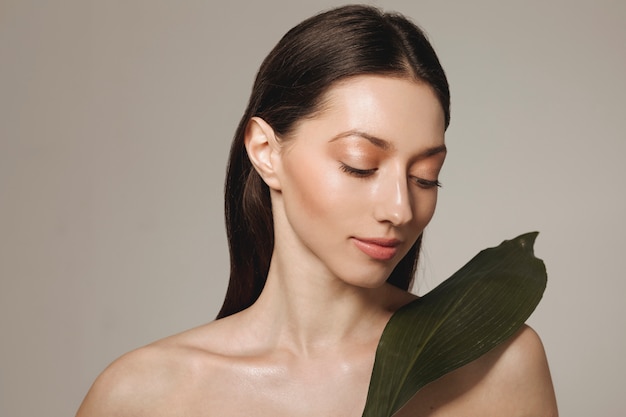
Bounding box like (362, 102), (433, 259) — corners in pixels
(290, 75), (446, 150)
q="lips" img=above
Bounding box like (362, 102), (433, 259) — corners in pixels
(352, 237), (401, 261)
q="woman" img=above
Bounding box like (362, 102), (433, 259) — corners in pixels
(77, 5), (557, 416)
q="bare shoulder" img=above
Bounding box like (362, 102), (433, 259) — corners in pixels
(400, 325), (558, 417)
(482, 325), (558, 415)
(76, 344), (172, 417)
(75, 321), (234, 417)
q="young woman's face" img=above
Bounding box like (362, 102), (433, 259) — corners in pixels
(272, 75), (447, 288)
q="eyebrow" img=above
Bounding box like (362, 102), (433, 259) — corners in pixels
(329, 129), (447, 158)
(329, 130), (391, 150)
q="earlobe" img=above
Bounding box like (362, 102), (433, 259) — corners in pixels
(244, 117), (282, 190)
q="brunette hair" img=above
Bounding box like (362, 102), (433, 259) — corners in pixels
(217, 4), (450, 319)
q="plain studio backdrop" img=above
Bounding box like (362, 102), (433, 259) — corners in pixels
(1, 1), (624, 416)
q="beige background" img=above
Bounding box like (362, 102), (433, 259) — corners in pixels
(1, 1), (625, 416)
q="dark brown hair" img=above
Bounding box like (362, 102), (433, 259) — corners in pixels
(217, 4), (450, 319)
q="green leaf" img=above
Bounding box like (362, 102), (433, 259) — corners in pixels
(362, 232), (547, 417)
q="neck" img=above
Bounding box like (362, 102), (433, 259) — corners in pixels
(244, 251), (408, 357)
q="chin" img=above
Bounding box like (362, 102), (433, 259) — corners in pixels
(338, 268), (396, 290)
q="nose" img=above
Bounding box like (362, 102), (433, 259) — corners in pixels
(373, 170), (413, 226)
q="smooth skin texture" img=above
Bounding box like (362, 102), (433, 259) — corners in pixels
(76, 76), (558, 416)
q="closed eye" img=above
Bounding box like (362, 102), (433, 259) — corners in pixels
(340, 162), (441, 188)
(412, 177), (442, 189)
(339, 162), (377, 178)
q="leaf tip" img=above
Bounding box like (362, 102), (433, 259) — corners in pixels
(510, 231), (539, 255)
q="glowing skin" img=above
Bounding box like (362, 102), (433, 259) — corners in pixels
(269, 75), (447, 289)
(76, 75), (557, 417)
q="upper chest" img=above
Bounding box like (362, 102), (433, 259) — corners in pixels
(161, 350), (375, 417)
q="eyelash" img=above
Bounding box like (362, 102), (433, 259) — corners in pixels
(412, 178), (442, 189)
(339, 163), (377, 178)
(339, 163), (442, 189)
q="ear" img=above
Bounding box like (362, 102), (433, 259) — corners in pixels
(244, 117), (282, 191)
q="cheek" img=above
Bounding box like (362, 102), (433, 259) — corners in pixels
(280, 155), (367, 254)
(282, 153), (347, 218)
(414, 191), (438, 228)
